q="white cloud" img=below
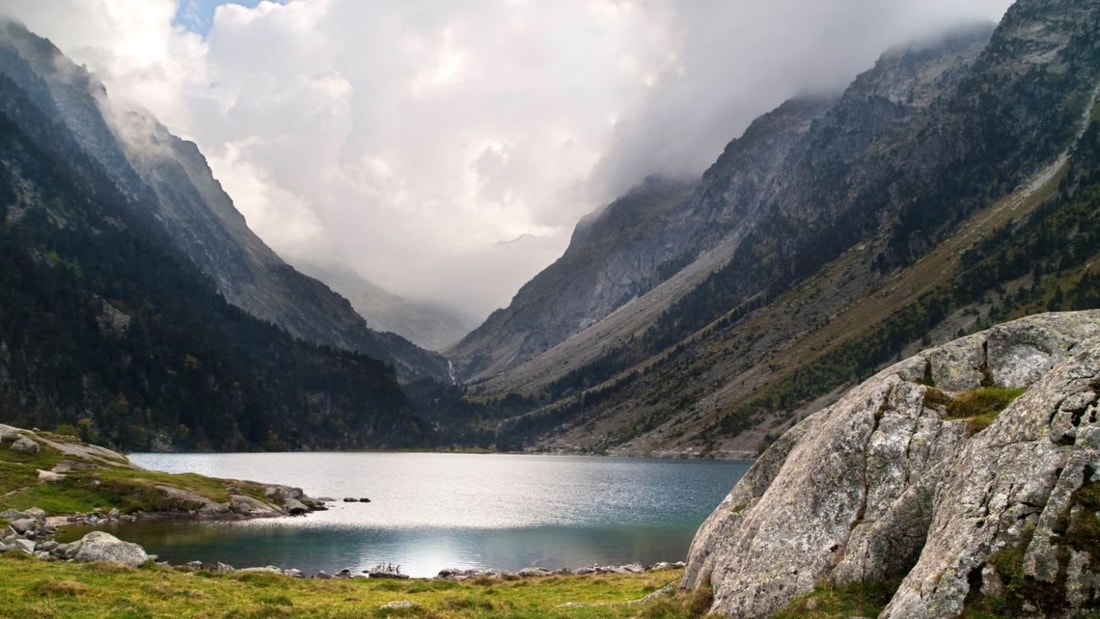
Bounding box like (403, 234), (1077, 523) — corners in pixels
(1, 0), (1013, 318)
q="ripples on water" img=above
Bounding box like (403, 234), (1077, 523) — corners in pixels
(111, 452), (749, 577)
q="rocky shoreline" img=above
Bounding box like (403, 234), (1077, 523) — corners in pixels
(2, 504), (685, 581)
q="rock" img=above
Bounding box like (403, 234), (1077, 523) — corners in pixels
(359, 497), (371, 503)
(380, 601), (417, 610)
(37, 540), (57, 552)
(36, 469), (65, 482)
(209, 562), (235, 573)
(10, 436), (39, 454)
(574, 567), (596, 575)
(23, 507), (45, 523)
(0, 424), (22, 442)
(237, 565), (284, 574)
(7, 538), (34, 553)
(263, 485), (304, 501)
(620, 563), (644, 574)
(8, 519), (35, 535)
(683, 311), (1100, 618)
(0, 509), (27, 521)
(315, 570), (331, 579)
(283, 498), (309, 515)
(228, 495), (283, 517)
(517, 567), (551, 578)
(60, 531), (148, 567)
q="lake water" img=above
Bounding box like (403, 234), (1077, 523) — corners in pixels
(101, 453), (750, 577)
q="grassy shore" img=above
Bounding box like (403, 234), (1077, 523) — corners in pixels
(0, 553), (712, 618)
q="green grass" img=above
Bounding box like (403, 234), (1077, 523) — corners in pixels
(0, 555), (700, 619)
(771, 577), (903, 619)
(0, 430), (281, 516)
(1064, 480), (1100, 560)
(963, 481), (1100, 618)
(923, 386), (1027, 436)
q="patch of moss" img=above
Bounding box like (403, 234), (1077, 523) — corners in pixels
(635, 582), (712, 619)
(963, 523), (1073, 618)
(923, 386), (1026, 436)
(772, 577), (903, 619)
(1063, 480), (1100, 560)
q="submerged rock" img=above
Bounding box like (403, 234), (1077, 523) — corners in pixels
(683, 311), (1100, 617)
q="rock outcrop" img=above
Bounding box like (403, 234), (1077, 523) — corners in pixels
(683, 310), (1100, 617)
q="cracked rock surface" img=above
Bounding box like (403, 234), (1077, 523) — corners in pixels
(683, 310), (1100, 618)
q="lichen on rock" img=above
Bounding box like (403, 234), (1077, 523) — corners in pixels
(683, 310), (1100, 618)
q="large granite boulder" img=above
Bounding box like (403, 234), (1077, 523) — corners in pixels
(683, 310), (1100, 617)
(56, 531), (148, 567)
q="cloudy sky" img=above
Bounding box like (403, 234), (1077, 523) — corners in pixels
(2, 0), (1012, 319)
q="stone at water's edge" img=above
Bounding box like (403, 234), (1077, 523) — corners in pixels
(682, 310), (1100, 618)
(57, 531), (148, 568)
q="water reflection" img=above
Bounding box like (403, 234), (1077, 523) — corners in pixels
(65, 519), (702, 577)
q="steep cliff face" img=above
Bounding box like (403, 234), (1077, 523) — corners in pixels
(0, 20), (448, 383)
(683, 311), (1100, 618)
(450, 175), (700, 380)
(449, 0), (1100, 457)
(451, 24), (996, 387)
(450, 96), (837, 382)
(450, 25), (997, 395)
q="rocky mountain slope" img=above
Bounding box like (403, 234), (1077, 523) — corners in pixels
(0, 25), (434, 451)
(449, 24), (995, 385)
(296, 261), (474, 352)
(452, 0), (1100, 456)
(0, 20), (448, 383)
(682, 310), (1100, 617)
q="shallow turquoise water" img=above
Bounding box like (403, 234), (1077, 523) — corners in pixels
(106, 452), (750, 577)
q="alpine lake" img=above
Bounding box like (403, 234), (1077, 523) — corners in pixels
(62, 452), (750, 577)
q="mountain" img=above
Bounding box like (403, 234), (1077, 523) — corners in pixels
(452, 0), (1100, 456)
(0, 21), (443, 451)
(448, 25), (992, 383)
(0, 20), (448, 384)
(683, 310), (1100, 617)
(295, 261), (475, 352)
